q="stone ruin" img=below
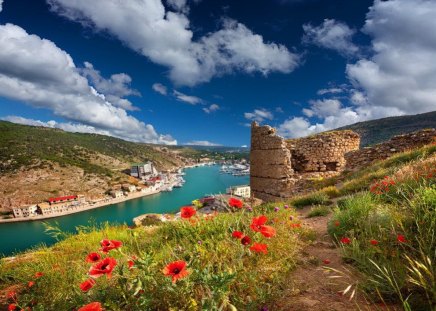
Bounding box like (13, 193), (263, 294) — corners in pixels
(250, 122), (436, 202)
(250, 122), (360, 201)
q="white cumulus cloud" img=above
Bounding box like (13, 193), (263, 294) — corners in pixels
(185, 140), (222, 146)
(0, 23), (176, 145)
(203, 104), (220, 114)
(173, 90), (202, 105)
(0, 0), (3, 13)
(303, 19), (359, 57)
(244, 108), (274, 123)
(47, 0), (299, 86)
(152, 83), (168, 96)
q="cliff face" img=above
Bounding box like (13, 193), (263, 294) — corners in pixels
(250, 122), (436, 202)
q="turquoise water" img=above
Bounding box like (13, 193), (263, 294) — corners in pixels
(0, 165), (248, 257)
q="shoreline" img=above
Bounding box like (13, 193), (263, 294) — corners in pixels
(0, 163), (216, 224)
(0, 189), (161, 224)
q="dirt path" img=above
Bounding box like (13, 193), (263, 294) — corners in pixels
(272, 207), (399, 311)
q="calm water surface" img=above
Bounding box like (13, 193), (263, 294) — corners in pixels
(0, 165), (248, 257)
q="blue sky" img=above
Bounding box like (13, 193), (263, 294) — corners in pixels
(0, 0), (435, 146)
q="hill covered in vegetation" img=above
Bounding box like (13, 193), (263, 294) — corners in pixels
(336, 111), (436, 146)
(1, 140), (434, 310)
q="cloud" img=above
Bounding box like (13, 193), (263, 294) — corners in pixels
(317, 87), (343, 95)
(47, 0), (300, 86)
(0, 23), (176, 145)
(278, 0), (436, 139)
(303, 99), (342, 118)
(166, 0), (188, 12)
(275, 107), (284, 113)
(173, 90), (202, 105)
(203, 104), (219, 114)
(81, 62), (140, 111)
(244, 108), (274, 123)
(0, 0), (3, 13)
(152, 83), (168, 96)
(2, 115), (113, 135)
(303, 19), (359, 56)
(346, 0), (436, 116)
(185, 140), (222, 146)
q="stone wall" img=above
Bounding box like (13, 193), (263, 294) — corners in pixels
(250, 122), (436, 202)
(250, 122), (360, 201)
(345, 129), (436, 170)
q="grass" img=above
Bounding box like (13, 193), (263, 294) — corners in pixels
(0, 207), (306, 310)
(328, 166), (436, 310)
(307, 205), (331, 218)
(289, 192), (331, 208)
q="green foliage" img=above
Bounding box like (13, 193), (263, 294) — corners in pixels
(290, 192), (330, 208)
(0, 208), (304, 310)
(329, 176), (436, 310)
(307, 205), (331, 218)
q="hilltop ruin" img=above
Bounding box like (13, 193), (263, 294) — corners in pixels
(250, 122), (436, 201)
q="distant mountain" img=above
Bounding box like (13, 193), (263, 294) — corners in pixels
(336, 111), (436, 146)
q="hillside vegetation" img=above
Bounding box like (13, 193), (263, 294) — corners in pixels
(1, 142), (435, 310)
(337, 110), (436, 146)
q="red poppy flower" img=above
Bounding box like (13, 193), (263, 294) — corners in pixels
(241, 236), (251, 245)
(290, 223), (302, 229)
(28, 281), (35, 288)
(250, 243), (268, 254)
(232, 231), (244, 239)
(8, 304), (16, 311)
(259, 225), (276, 238)
(78, 302), (103, 311)
(100, 239), (123, 253)
(34, 272), (44, 278)
(180, 206), (196, 219)
(370, 239), (379, 246)
(7, 291), (17, 301)
(323, 259), (331, 264)
(250, 215), (268, 232)
(334, 221), (340, 227)
(80, 279), (96, 292)
(397, 234), (407, 243)
(128, 260), (134, 269)
(89, 257), (117, 279)
(228, 198), (243, 208)
(162, 260), (189, 283)
(340, 237), (351, 244)
(86, 252), (101, 263)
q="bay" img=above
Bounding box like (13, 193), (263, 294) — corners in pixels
(0, 165), (248, 257)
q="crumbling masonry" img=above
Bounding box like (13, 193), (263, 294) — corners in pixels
(250, 122), (436, 201)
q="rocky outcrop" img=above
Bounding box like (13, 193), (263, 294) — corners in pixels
(345, 129), (436, 170)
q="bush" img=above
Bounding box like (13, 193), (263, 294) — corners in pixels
(307, 205), (331, 218)
(290, 192), (330, 208)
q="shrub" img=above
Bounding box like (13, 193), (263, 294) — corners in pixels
(307, 205), (331, 218)
(290, 192), (330, 208)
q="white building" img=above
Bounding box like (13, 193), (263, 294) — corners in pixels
(110, 190), (124, 198)
(130, 162), (159, 179)
(122, 184), (137, 192)
(227, 185), (251, 198)
(12, 204), (38, 218)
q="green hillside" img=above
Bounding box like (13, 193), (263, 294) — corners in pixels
(336, 110), (436, 146)
(0, 121), (188, 176)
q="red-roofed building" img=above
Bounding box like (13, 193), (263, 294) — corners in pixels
(48, 195), (78, 204)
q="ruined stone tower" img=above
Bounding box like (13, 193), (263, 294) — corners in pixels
(250, 122), (360, 201)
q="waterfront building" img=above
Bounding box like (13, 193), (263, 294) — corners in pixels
(122, 184), (137, 192)
(48, 195), (78, 205)
(37, 202), (53, 215)
(12, 204), (38, 218)
(109, 190), (124, 198)
(130, 162), (158, 179)
(226, 185), (251, 198)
